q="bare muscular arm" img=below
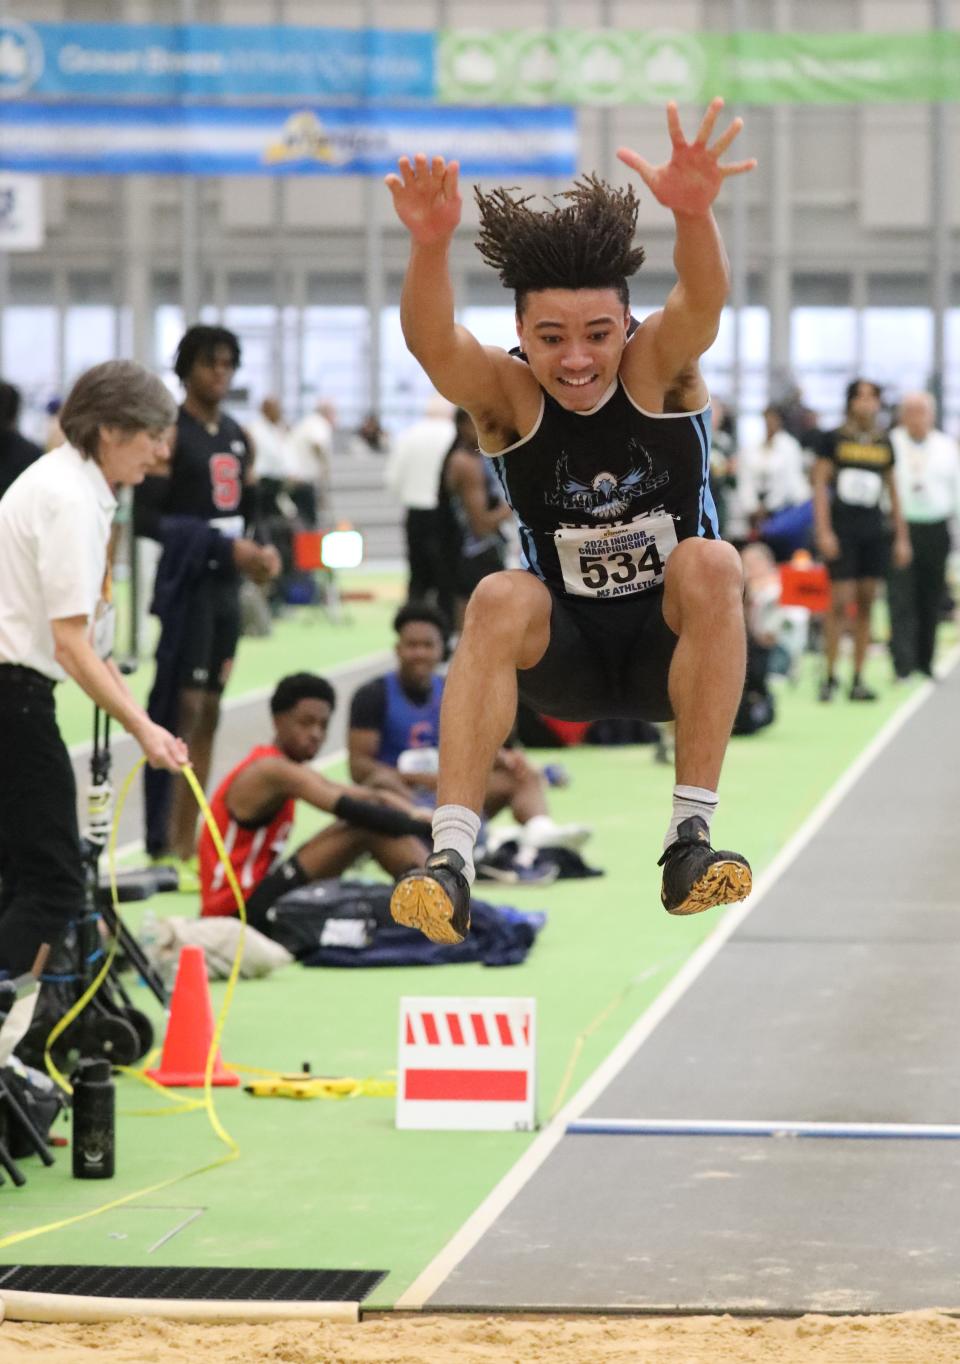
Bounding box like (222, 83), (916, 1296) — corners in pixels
(385, 154), (535, 439)
(618, 99), (756, 408)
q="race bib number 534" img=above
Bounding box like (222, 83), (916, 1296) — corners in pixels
(554, 513), (679, 599)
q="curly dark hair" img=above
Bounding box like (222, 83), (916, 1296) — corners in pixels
(174, 324), (241, 382)
(474, 174), (645, 314)
(270, 672), (336, 716)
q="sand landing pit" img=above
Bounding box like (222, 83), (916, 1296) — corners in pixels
(4, 1310), (960, 1363)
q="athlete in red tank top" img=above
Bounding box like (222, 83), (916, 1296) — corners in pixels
(196, 673), (429, 928)
(199, 744), (294, 917)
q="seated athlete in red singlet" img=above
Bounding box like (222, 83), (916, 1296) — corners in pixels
(198, 672), (429, 928)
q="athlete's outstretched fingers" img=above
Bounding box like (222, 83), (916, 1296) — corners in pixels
(616, 146), (655, 188)
(719, 158), (758, 178)
(710, 116), (744, 159)
(693, 95), (724, 146)
(443, 159), (460, 199)
(430, 154), (445, 184)
(666, 101), (685, 147)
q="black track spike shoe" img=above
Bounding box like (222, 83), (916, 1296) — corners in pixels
(657, 816), (752, 916)
(390, 850), (472, 945)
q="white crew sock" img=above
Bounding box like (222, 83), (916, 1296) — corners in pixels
(431, 804), (482, 885)
(663, 785), (719, 851)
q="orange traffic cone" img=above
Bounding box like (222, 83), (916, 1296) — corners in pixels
(146, 944), (239, 1087)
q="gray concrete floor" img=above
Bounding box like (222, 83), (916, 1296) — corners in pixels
(429, 669), (960, 1314)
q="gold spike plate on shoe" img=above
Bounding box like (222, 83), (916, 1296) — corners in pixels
(390, 874), (465, 944)
(665, 860), (753, 917)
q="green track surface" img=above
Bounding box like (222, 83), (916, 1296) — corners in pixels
(56, 573), (405, 750)
(1, 616), (928, 1307)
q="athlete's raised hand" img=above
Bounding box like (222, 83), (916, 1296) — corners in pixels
(385, 153), (462, 246)
(617, 97), (756, 217)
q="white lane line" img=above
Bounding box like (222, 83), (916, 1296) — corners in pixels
(394, 661), (954, 1310)
(67, 650), (391, 760)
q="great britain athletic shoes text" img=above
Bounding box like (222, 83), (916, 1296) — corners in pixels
(390, 849), (472, 945)
(658, 816), (752, 916)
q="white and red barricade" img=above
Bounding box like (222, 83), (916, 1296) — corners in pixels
(396, 996), (537, 1131)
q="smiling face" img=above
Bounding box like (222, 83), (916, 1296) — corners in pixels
(396, 620), (445, 691)
(516, 288), (630, 412)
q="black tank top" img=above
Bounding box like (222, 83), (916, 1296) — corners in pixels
(163, 408), (252, 522)
(437, 443), (507, 561)
(484, 379), (717, 598)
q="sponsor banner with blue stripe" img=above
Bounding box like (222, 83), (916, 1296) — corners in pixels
(0, 19), (430, 101)
(0, 104), (577, 177)
(0, 20), (434, 102)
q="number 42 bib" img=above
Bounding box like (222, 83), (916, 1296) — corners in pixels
(554, 512), (679, 600)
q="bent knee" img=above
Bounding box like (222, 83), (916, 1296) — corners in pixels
(463, 571), (551, 634)
(666, 538), (743, 596)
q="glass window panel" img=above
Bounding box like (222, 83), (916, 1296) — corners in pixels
(944, 309), (960, 437)
(64, 305), (115, 386)
(1, 306), (60, 442)
(154, 304), (185, 377)
(223, 304), (279, 424)
(381, 305), (435, 432)
(862, 307), (933, 397)
(790, 307), (858, 428)
(301, 306), (368, 435)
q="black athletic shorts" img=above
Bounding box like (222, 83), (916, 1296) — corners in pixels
(828, 519), (890, 582)
(517, 585), (678, 723)
(178, 577), (241, 692)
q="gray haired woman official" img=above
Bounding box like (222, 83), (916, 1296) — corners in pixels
(0, 360), (189, 978)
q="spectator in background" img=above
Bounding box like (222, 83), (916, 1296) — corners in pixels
(198, 673), (428, 926)
(813, 377), (911, 703)
(734, 542), (781, 735)
(888, 391), (960, 681)
(247, 396), (291, 509)
(247, 396), (297, 607)
(436, 407), (513, 630)
(0, 380), (42, 502)
(134, 324), (280, 869)
(384, 394), (455, 606)
(287, 399), (334, 527)
(778, 380), (822, 461)
(350, 412), (390, 457)
(737, 404), (810, 558)
(708, 396), (737, 538)
(347, 603), (589, 872)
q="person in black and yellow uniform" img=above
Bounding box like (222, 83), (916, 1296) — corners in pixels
(812, 378), (911, 702)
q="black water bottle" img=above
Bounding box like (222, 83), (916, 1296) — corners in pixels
(72, 1058), (115, 1180)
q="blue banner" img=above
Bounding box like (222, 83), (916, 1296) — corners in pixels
(0, 19), (434, 102)
(0, 104), (577, 178)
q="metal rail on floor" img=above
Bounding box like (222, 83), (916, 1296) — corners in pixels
(567, 1118), (960, 1140)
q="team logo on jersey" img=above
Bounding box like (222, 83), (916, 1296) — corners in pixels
(549, 441), (668, 521)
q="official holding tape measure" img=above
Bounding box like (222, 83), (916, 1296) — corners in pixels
(0, 361), (188, 978)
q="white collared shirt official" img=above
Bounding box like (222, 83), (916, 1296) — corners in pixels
(890, 424), (960, 525)
(0, 442), (117, 680)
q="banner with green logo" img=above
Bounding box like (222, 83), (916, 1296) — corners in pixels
(438, 30), (960, 105)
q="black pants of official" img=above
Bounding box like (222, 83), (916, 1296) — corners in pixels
(405, 508), (442, 604)
(0, 671), (84, 976)
(887, 519), (951, 678)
